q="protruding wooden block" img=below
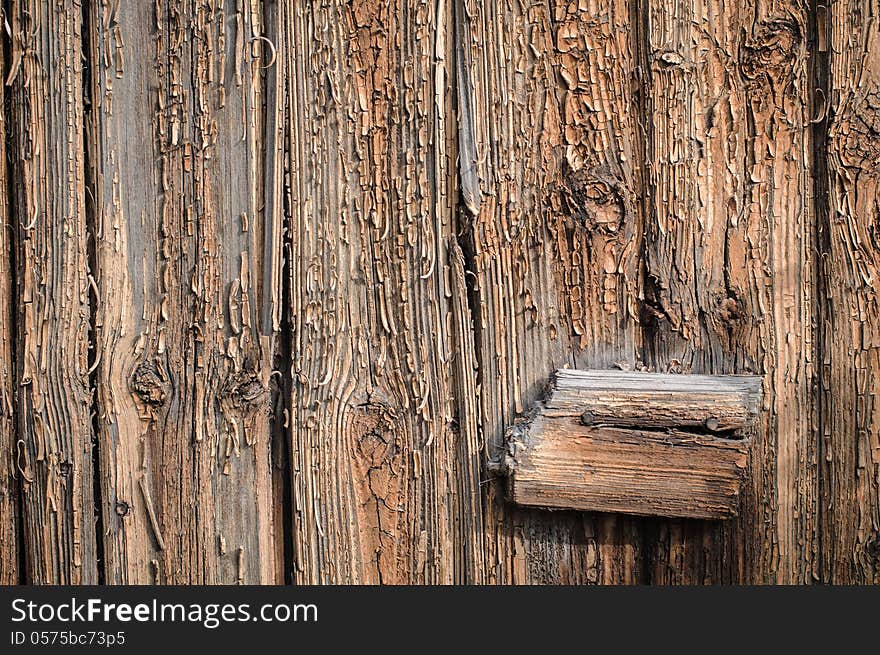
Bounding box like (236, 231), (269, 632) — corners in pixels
(501, 370), (763, 519)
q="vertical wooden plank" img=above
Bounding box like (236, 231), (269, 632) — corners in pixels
(283, 0), (484, 583)
(459, 0), (647, 583)
(641, 0), (817, 583)
(0, 42), (20, 585)
(87, 0), (278, 583)
(8, 0), (98, 584)
(822, 0), (880, 583)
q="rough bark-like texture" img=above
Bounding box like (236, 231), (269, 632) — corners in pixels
(86, 0), (277, 584)
(822, 1), (880, 583)
(459, 0), (647, 585)
(641, 0), (818, 584)
(0, 43), (20, 585)
(8, 0), (98, 584)
(548, 369), (762, 432)
(282, 0), (484, 584)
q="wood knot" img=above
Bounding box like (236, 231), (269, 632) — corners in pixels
(656, 50), (685, 68)
(560, 168), (627, 235)
(863, 533), (880, 565)
(59, 460), (72, 477)
(350, 402), (400, 468)
(130, 361), (169, 408)
(219, 369), (267, 413)
(665, 359), (685, 374)
(740, 20), (800, 88)
(115, 501), (130, 517)
(717, 295), (744, 325)
(834, 89), (880, 177)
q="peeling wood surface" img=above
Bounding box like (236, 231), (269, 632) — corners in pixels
(640, 0), (818, 584)
(87, 0), (277, 584)
(0, 0), (877, 585)
(8, 0), (98, 584)
(0, 42), (19, 585)
(822, 0), (880, 583)
(460, 0), (649, 585)
(281, 0), (484, 584)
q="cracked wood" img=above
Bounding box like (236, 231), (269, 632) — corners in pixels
(86, 0), (278, 584)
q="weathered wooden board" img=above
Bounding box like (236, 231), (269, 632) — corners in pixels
(86, 0), (278, 583)
(8, 0), (98, 584)
(0, 42), (19, 585)
(640, 0), (818, 583)
(506, 423), (750, 519)
(551, 369), (762, 432)
(822, 1), (880, 583)
(281, 0), (484, 583)
(0, 0), (875, 586)
(502, 370), (760, 519)
(458, 0), (649, 584)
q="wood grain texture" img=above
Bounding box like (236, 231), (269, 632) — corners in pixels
(7, 0), (98, 584)
(459, 0), (648, 585)
(504, 370), (758, 519)
(640, 0), (818, 584)
(86, 0), (278, 584)
(282, 0), (484, 584)
(551, 369), (762, 432)
(822, 0), (880, 583)
(507, 423), (750, 519)
(0, 42), (20, 585)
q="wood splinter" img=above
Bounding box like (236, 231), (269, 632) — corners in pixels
(500, 369), (763, 520)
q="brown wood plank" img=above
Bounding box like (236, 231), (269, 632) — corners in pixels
(822, 0), (880, 583)
(459, 0), (648, 583)
(86, 0), (278, 583)
(8, 0), (98, 584)
(0, 41), (20, 585)
(640, 0), (818, 583)
(282, 0), (484, 583)
(507, 423), (750, 519)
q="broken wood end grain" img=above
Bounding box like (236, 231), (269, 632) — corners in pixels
(501, 369), (762, 520)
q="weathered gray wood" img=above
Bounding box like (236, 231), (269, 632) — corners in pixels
(550, 370), (762, 433)
(87, 0), (278, 584)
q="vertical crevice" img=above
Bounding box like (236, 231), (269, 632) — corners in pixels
(451, 0), (484, 455)
(808, 0), (831, 584)
(80, 0), (105, 585)
(262, 0), (293, 585)
(2, 0), (26, 584)
(629, 0), (656, 585)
